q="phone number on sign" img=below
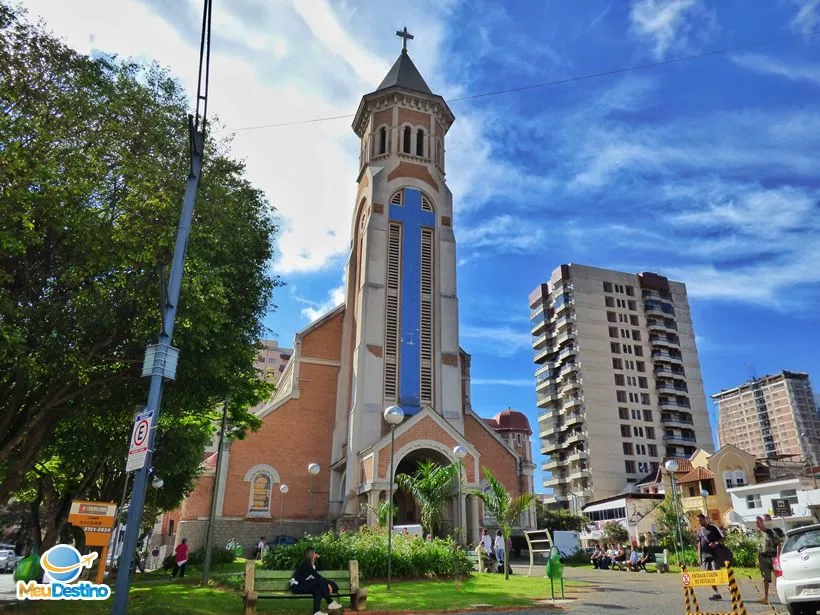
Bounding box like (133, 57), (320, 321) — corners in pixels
(83, 527), (112, 533)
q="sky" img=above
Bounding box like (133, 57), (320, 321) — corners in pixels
(23, 0), (820, 492)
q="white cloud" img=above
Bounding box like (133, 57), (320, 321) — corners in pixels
(629, 0), (716, 59)
(459, 215), (547, 253)
(460, 324), (531, 358)
(300, 283), (346, 321)
(731, 53), (820, 85)
(789, 0), (820, 34)
(471, 378), (533, 387)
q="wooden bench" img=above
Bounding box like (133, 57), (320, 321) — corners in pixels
(653, 553), (669, 573)
(243, 559), (368, 615)
(466, 551), (480, 571)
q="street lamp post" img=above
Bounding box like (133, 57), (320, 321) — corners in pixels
(664, 459), (686, 567)
(384, 405), (405, 591)
(279, 484), (289, 528)
(453, 445), (467, 545)
(700, 488), (709, 518)
(149, 477), (163, 570)
(308, 463), (320, 521)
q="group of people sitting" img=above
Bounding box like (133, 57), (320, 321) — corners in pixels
(590, 541), (650, 572)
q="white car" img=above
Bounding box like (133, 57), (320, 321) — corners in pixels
(775, 524), (820, 615)
(0, 549), (15, 573)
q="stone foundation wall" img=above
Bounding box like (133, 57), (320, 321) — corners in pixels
(176, 518), (333, 555)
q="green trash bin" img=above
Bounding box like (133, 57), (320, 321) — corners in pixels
(545, 547), (565, 600)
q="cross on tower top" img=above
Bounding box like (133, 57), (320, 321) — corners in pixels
(395, 26), (414, 53)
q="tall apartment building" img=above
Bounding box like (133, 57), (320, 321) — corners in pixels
(714, 371), (820, 463)
(530, 264), (713, 507)
(254, 339), (293, 385)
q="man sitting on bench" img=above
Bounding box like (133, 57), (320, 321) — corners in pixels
(290, 547), (342, 615)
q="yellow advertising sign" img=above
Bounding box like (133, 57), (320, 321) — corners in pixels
(681, 569), (729, 587)
(68, 500), (117, 547)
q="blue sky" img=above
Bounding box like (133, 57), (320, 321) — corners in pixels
(26, 0), (820, 491)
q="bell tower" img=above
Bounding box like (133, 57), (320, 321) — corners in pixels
(331, 29), (461, 512)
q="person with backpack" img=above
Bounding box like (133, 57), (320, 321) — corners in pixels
(755, 516), (781, 604)
(696, 513), (730, 601)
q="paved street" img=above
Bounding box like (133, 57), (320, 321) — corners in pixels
(494, 564), (788, 615)
(0, 573), (14, 602)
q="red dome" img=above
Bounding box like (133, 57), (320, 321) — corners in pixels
(488, 408), (532, 435)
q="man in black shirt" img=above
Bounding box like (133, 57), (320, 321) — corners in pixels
(290, 547), (341, 615)
(696, 513), (725, 601)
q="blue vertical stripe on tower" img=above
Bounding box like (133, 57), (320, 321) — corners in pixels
(388, 188), (435, 416)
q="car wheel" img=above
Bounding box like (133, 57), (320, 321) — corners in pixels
(787, 602), (820, 615)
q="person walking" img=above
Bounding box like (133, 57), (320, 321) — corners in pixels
(696, 513), (727, 601)
(493, 530), (505, 570)
(755, 515), (781, 604)
(256, 536), (266, 560)
(170, 538), (189, 580)
(290, 547), (341, 615)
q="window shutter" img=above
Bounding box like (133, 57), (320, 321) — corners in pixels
(420, 194), (433, 211)
(384, 222), (402, 403)
(390, 191), (402, 205)
(419, 228), (434, 405)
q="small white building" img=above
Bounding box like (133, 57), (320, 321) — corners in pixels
(727, 477), (820, 531)
(580, 493), (664, 545)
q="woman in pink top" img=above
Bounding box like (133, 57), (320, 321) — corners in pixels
(170, 538), (188, 580)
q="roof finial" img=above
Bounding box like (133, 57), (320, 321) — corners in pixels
(395, 26), (414, 53)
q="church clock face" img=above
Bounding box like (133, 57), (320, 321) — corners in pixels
(384, 188), (435, 415)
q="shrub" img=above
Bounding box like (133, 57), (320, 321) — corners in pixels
(724, 532), (756, 568)
(262, 528), (472, 581)
(161, 546), (236, 570)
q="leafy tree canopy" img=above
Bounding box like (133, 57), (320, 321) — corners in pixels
(535, 501), (587, 533)
(0, 1), (280, 516)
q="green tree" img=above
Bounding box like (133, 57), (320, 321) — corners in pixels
(602, 521), (629, 545)
(472, 468), (536, 580)
(535, 500), (587, 532)
(0, 3), (279, 504)
(361, 500), (396, 528)
(655, 494), (695, 551)
(395, 461), (460, 537)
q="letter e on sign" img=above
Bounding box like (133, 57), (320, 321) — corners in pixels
(126, 410), (153, 472)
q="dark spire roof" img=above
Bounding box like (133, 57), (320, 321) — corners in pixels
(375, 50), (432, 95)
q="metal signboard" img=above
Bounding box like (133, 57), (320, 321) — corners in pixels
(125, 409), (153, 472)
(681, 569), (729, 587)
(772, 498), (792, 518)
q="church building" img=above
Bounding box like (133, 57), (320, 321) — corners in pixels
(175, 32), (536, 551)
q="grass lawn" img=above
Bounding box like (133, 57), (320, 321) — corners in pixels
(7, 573), (576, 614)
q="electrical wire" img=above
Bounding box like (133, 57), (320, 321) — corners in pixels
(235, 28), (820, 132)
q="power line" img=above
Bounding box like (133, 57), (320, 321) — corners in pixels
(235, 28), (819, 133)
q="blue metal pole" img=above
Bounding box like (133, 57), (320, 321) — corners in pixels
(111, 129), (204, 615)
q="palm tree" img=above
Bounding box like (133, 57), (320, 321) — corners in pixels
(361, 500), (396, 528)
(395, 460), (460, 537)
(472, 467), (537, 580)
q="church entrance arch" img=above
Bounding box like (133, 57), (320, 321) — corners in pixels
(390, 442), (455, 533)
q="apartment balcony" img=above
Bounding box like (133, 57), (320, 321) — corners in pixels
(536, 374), (558, 392)
(531, 316), (547, 336)
(647, 320), (678, 334)
(558, 344), (577, 361)
(662, 413), (694, 427)
(553, 294), (574, 316)
(530, 303), (545, 319)
(650, 334), (681, 349)
(659, 399), (691, 411)
(541, 438), (562, 454)
(564, 431), (586, 447)
(534, 345), (556, 364)
(681, 494), (719, 513)
(542, 457), (567, 471)
(563, 396), (583, 411)
(555, 328), (576, 347)
(554, 311), (575, 331)
(564, 412), (585, 428)
(654, 367), (686, 379)
(567, 467), (591, 482)
(559, 378), (581, 396)
(540, 493), (567, 504)
(567, 450), (589, 463)
(651, 350), (683, 364)
(532, 332), (550, 350)
(642, 288), (673, 301)
(656, 382), (688, 393)
(540, 421), (563, 437)
(538, 406), (556, 421)
(663, 433), (697, 445)
(535, 362), (556, 379)
(561, 362), (580, 376)
(536, 387), (561, 407)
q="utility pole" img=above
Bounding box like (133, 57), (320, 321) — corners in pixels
(111, 1), (212, 613)
(202, 397), (230, 586)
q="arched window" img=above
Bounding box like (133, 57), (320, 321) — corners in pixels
(243, 463), (280, 517)
(250, 473), (271, 512)
(416, 128), (425, 157)
(378, 127), (387, 155)
(403, 126), (412, 154)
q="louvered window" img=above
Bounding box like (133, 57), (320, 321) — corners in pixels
(419, 228), (434, 405)
(384, 223), (402, 403)
(420, 195), (433, 212)
(390, 191), (402, 205)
